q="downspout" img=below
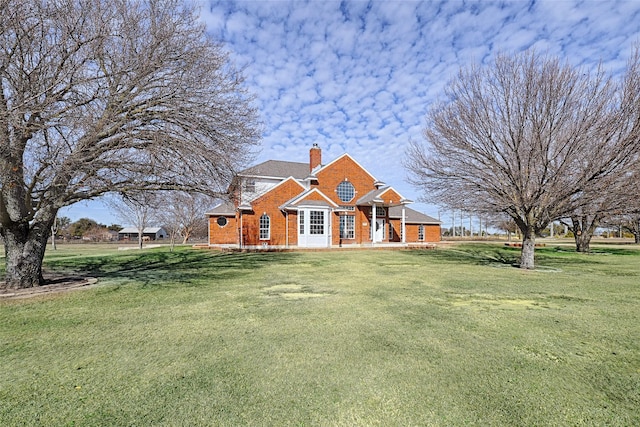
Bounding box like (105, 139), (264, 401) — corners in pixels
(239, 211), (243, 249)
(285, 210), (289, 248)
(401, 205), (406, 244)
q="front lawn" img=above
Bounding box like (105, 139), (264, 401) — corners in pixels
(1, 244), (639, 425)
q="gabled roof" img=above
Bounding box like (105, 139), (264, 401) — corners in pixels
(280, 188), (339, 210)
(356, 186), (407, 206)
(206, 201), (235, 216)
(388, 206), (441, 224)
(314, 153), (377, 181)
(239, 160), (309, 180)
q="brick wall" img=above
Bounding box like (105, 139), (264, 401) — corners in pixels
(209, 215), (239, 244)
(242, 178), (306, 247)
(314, 155), (376, 205)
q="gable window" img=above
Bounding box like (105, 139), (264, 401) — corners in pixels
(418, 225), (425, 241)
(336, 180), (355, 203)
(217, 217), (228, 227)
(243, 180), (256, 193)
(309, 210), (325, 235)
(259, 213), (270, 240)
(339, 215), (355, 239)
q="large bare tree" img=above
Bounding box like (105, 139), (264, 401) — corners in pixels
(406, 50), (639, 269)
(563, 49), (640, 252)
(0, 0), (260, 289)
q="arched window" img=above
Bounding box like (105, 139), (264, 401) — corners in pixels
(336, 180), (355, 203)
(259, 213), (270, 240)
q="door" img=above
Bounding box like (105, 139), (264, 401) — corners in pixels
(298, 208), (330, 247)
(371, 218), (385, 243)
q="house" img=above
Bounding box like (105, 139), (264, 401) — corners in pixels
(118, 227), (168, 241)
(207, 144), (441, 249)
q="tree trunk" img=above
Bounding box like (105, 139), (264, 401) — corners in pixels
(571, 215), (600, 253)
(2, 219), (52, 289)
(520, 232), (536, 269)
(574, 232), (593, 253)
(182, 228), (191, 245)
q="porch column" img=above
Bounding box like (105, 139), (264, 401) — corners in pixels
(372, 202), (377, 245)
(401, 205), (406, 244)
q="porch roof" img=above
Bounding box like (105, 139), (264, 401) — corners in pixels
(388, 206), (441, 224)
(356, 187), (409, 207)
(206, 201), (235, 216)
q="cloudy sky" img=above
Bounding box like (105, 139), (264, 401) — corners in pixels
(64, 0), (640, 227)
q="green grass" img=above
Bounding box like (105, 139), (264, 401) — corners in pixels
(1, 243), (639, 426)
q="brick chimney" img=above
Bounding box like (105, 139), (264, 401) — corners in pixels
(309, 143), (321, 172)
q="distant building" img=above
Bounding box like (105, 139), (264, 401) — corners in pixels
(118, 227), (168, 241)
(207, 144), (441, 249)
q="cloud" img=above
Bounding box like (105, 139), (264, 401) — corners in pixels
(43, 0), (628, 227)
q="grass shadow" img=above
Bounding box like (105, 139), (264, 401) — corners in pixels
(404, 244), (521, 267)
(43, 248), (301, 288)
(403, 243), (633, 269)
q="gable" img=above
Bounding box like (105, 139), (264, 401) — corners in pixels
(357, 186), (407, 206)
(280, 188), (339, 210)
(315, 154), (377, 182)
(313, 154), (377, 205)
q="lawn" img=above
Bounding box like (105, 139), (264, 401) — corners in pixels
(1, 243), (639, 426)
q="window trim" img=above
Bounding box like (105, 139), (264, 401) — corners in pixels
(259, 213), (270, 240)
(418, 224), (425, 241)
(299, 211), (305, 235)
(336, 180), (355, 203)
(309, 210), (325, 235)
(339, 215), (355, 239)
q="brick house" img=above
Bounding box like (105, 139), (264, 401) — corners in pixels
(207, 144), (441, 249)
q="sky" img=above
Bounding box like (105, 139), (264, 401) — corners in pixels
(63, 0), (640, 229)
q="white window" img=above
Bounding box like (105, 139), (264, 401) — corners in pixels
(336, 181), (355, 202)
(418, 225), (425, 241)
(339, 205), (355, 211)
(309, 210), (324, 235)
(243, 180), (256, 193)
(339, 215), (355, 239)
(299, 211), (305, 235)
(259, 213), (270, 240)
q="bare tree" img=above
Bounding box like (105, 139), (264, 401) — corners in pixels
(0, 0), (260, 289)
(155, 192), (212, 251)
(563, 48), (640, 252)
(406, 50), (639, 269)
(108, 193), (158, 249)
